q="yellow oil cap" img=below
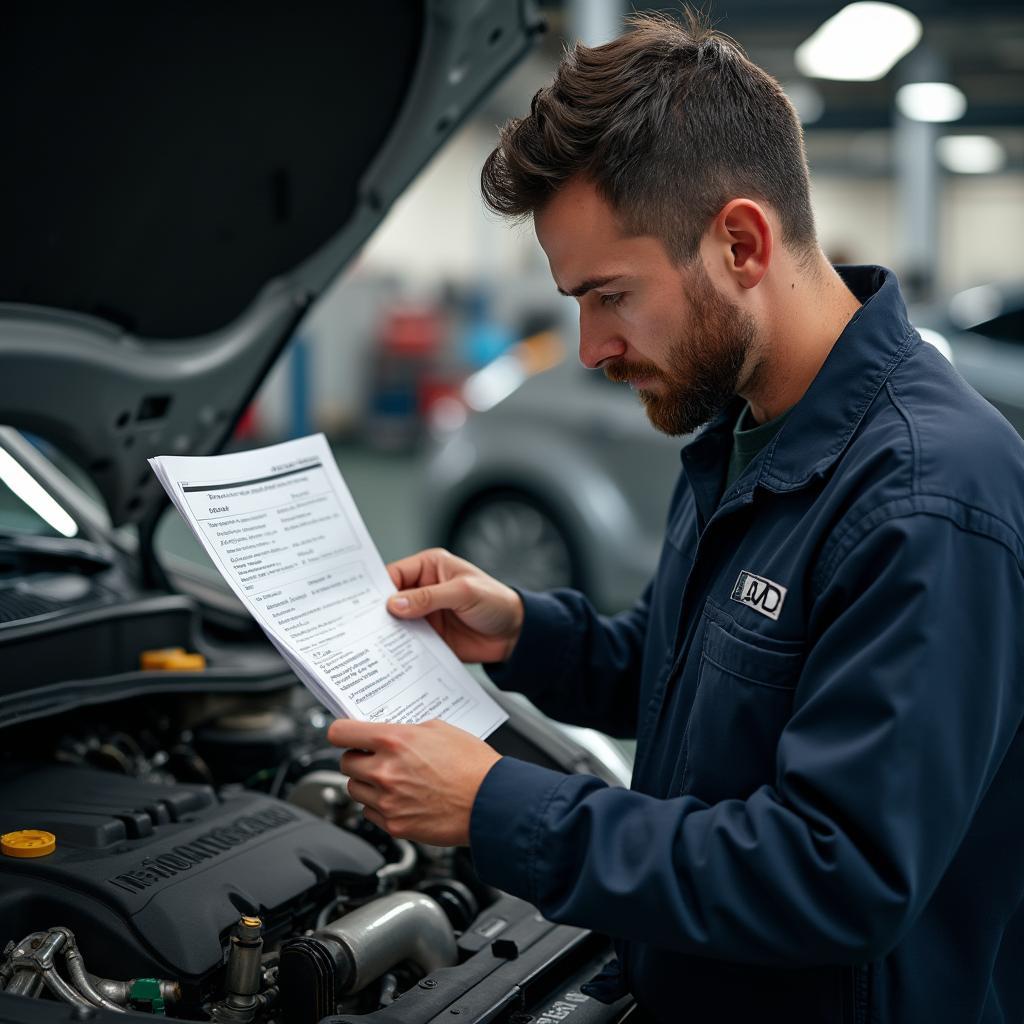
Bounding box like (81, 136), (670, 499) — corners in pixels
(2, 830), (56, 858)
(140, 648), (206, 671)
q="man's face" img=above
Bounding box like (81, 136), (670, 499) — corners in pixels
(535, 177), (758, 436)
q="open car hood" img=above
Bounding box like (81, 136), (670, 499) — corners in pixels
(1, 1), (541, 527)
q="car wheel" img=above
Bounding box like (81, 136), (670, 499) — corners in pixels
(447, 491), (581, 594)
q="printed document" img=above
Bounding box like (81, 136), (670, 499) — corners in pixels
(149, 435), (507, 739)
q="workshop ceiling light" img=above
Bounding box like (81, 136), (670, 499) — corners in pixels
(795, 3), (922, 82)
(0, 448), (78, 538)
(896, 82), (967, 122)
(937, 135), (1006, 174)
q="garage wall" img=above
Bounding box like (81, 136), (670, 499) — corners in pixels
(357, 122), (1024, 296)
(942, 175), (1024, 291)
(812, 172), (1024, 291)
(357, 126), (546, 289)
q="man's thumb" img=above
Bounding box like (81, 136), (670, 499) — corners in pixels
(387, 583), (454, 618)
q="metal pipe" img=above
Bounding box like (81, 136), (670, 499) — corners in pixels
(315, 896), (344, 931)
(895, 46), (943, 303)
(60, 938), (126, 1013)
(378, 972), (398, 1007)
(287, 770), (353, 820)
(39, 962), (94, 1008)
(315, 890), (456, 993)
(4, 927), (177, 1013)
(8, 929), (91, 1009)
(376, 838), (417, 886)
(86, 973), (180, 1006)
(222, 915), (264, 1019)
(5, 970), (43, 997)
(87, 974), (130, 1004)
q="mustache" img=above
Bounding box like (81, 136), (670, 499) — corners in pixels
(603, 359), (664, 385)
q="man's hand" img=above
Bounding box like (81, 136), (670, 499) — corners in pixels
(385, 548), (524, 664)
(327, 718), (502, 846)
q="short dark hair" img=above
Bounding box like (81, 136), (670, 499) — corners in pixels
(481, 9), (817, 262)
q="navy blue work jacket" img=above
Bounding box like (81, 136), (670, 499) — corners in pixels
(472, 266), (1024, 1023)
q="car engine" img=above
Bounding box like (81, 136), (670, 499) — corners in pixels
(0, 700), (567, 1023)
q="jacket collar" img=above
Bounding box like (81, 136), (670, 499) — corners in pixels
(682, 265), (920, 501)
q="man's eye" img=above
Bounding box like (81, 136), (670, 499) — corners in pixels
(600, 292), (625, 308)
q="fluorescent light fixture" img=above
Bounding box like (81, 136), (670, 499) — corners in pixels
(937, 134), (1006, 174)
(796, 3), (922, 82)
(896, 82), (966, 122)
(0, 447), (78, 537)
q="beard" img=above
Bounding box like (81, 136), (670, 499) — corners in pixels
(603, 265), (757, 436)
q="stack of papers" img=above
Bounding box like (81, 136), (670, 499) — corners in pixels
(149, 434), (507, 740)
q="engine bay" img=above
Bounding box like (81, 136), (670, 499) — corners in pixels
(0, 693), (621, 1023)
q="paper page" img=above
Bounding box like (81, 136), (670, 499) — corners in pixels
(149, 435), (507, 739)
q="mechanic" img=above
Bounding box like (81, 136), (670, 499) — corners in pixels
(328, 12), (1024, 1022)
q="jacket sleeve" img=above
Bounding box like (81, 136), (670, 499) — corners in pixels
(470, 511), (1024, 966)
(483, 583), (650, 737)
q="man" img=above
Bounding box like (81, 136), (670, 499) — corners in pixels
(329, 13), (1024, 1022)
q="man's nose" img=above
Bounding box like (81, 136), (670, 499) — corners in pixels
(577, 307), (627, 370)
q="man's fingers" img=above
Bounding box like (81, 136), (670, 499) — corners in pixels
(386, 549), (447, 591)
(339, 748), (376, 781)
(327, 718), (395, 751)
(385, 552), (426, 591)
(387, 578), (471, 619)
(362, 805), (389, 833)
(346, 777), (378, 806)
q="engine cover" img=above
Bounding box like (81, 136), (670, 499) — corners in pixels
(0, 764), (383, 983)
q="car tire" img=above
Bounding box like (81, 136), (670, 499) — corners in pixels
(446, 490), (583, 594)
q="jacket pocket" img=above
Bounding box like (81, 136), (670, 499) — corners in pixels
(677, 611), (804, 802)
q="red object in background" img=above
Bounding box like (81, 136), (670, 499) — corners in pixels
(233, 404), (259, 440)
(380, 307), (443, 356)
(417, 374), (465, 417)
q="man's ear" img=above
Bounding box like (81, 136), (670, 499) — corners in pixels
(707, 199), (773, 289)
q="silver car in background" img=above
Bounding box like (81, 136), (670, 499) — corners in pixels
(916, 281), (1024, 434)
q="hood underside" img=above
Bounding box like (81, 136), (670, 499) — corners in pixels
(1, 1), (541, 526)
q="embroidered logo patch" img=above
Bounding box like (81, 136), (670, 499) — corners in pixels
(731, 570), (787, 621)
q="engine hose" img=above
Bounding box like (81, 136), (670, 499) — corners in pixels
(3, 927), (177, 1013)
(376, 838), (417, 887)
(87, 974), (130, 1004)
(315, 890), (457, 993)
(86, 973), (181, 1006)
(4, 970), (43, 998)
(57, 932), (126, 1013)
(7, 930), (91, 1009)
(315, 896), (344, 931)
(378, 972), (398, 1007)
(39, 962), (94, 1008)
